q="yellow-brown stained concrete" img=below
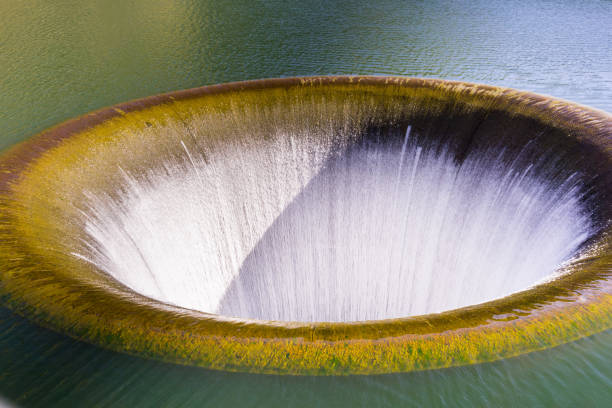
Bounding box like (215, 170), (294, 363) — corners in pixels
(0, 76), (610, 375)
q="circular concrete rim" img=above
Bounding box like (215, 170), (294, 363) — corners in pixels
(0, 76), (610, 375)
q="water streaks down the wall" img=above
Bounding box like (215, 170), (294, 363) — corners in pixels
(75, 123), (593, 322)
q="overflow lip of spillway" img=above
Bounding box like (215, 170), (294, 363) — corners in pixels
(0, 76), (610, 375)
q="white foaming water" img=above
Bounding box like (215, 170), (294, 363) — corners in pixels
(74, 128), (593, 322)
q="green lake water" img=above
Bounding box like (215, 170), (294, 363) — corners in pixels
(1, 0), (611, 406)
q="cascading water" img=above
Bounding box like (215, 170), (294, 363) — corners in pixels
(74, 123), (593, 323)
(2, 77), (609, 375)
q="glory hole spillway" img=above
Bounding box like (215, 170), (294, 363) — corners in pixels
(0, 76), (610, 375)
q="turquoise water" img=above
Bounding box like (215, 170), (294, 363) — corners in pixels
(0, 0), (611, 406)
